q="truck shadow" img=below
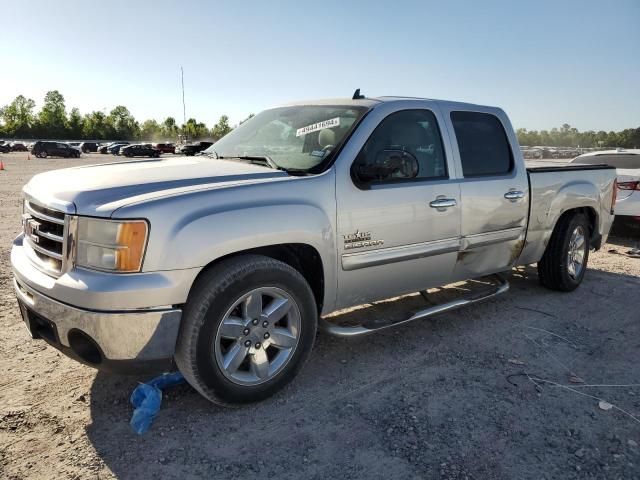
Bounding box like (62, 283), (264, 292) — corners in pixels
(84, 265), (640, 479)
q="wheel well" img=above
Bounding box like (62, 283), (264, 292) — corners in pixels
(194, 244), (325, 313)
(556, 207), (600, 249)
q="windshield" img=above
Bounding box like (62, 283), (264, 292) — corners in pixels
(204, 105), (367, 172)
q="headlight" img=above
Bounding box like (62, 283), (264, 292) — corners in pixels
(76, 218), (149, 272)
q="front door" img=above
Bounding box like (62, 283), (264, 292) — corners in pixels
(335, 106), (462, 309)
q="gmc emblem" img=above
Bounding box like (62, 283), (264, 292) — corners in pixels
(24, 217), (41, 243)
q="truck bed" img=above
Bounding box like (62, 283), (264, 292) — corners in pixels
(516, 161), (616, 266)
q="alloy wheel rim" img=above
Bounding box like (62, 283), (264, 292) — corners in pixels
(567, 225), (586, 279)
(214, 287), (301, 386)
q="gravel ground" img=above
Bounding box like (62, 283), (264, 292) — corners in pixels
(1, 151), (639, 480)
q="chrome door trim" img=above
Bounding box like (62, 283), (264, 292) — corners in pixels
(341, 237), (460, 271)
(460, 227), (523, 250)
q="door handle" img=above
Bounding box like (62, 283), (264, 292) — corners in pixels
(504, 191), (525, 201)
(429, 198), (457, 209)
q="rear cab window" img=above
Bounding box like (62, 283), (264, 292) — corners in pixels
(450, 111), (514, 177)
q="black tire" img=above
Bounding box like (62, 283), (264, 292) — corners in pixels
(538, 212), (590, 291)
(175, 255), (318, 405)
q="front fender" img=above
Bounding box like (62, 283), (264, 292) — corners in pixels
(113, 174), (338, 311)
(166, 202), (335, 270)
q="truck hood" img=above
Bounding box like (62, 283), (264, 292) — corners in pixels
(24, 156), (289, 216)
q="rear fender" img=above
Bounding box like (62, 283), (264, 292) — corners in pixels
(517, 180), (599, 265)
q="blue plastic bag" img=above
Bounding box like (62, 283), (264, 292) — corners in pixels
(129, 372), (185, 434)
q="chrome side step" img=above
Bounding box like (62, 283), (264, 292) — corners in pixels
(319, 274), (510, 337)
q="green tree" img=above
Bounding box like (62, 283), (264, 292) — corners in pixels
(66, 107), (84, 139)
(37, 90), (67, 138)
(211, 115), (232, 140)
(161, 117), (178, 140)
(0, 95), (36, 137)
(83, 111), (111, 139)
(107, 105), (139, 139)
(182, 118), (209, 139)
(140, 119), (161, 140)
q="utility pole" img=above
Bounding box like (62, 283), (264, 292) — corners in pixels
(181, 66), (186, 126)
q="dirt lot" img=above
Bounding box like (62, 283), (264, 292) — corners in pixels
(1, 151), (639, 480)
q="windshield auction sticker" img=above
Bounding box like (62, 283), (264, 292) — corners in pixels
(296, 117), (340, 137)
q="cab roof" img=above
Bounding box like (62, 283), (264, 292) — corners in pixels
(282, 95), (499, 112)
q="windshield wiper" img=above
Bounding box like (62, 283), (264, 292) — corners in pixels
(220, 155), (283, 171)
(197, 149), (219, 159)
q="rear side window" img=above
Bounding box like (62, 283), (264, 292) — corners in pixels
(451, 111), (513, 177)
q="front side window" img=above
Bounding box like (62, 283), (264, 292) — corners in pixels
(352, 109), (447, 185)
(203, 105), (367, 172)
(450, 111), (513, 177)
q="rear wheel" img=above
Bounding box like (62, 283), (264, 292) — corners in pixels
(538, 212), (590, 291)
(39, 151), (47, 158)
(175, 255), (318, 405)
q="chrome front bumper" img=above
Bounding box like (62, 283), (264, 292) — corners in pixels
(13, 276), (181, 371)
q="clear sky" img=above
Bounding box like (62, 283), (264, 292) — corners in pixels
(1, 0), (638, 131)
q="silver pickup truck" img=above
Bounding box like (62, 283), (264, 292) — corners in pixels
(11, 95), (617, 405)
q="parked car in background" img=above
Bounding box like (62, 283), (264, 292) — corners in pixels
(152, 143), (176, 154)
(31, 141), (81, 158)
(121, 144), (161, 158)
(107, 142), (130, 155)
(572, 149), (640, 229)
(79, 142), (99, 153)
(67, 142), (82, 155)
(98, 142), (129, 154)
(521, 147), (543, 159)
(177, 141), (213, 156)
(559, 148), (579, 159)
(112, 143), (136, 155)
(0, 141), (11, 153)
(10, 142), (28, 152)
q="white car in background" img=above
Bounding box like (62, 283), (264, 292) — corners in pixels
(572, 149), (640, 226)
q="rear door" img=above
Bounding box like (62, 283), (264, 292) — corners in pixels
(440, 108), (529, 280)
(334, 103), (462, 308)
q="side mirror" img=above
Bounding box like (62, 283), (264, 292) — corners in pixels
(354, 149), (419, 183)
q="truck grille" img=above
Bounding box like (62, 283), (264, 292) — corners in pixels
(23, 199), (68, 276)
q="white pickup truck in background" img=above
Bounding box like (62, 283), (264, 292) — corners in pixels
(12, 95), (617, 405)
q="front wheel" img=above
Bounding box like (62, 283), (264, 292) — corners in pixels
(538, 212), (590, 291)
(175, 255), (318, 405)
